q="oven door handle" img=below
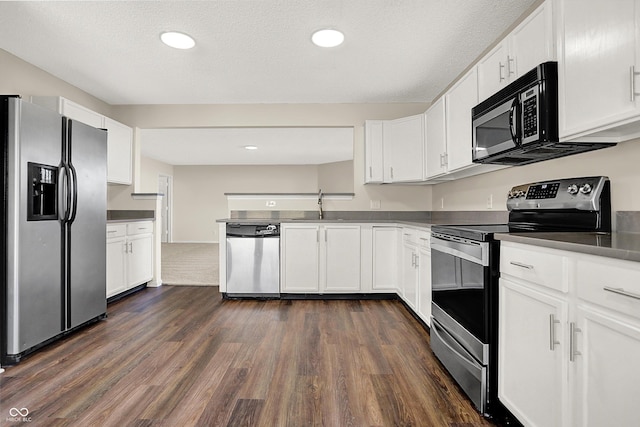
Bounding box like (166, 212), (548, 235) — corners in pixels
(431, 236), (488, 266)
(431, 320), (483, 374)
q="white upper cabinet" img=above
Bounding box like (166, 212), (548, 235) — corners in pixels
(31, 95), (104, 128)
(558, 0), (640, 140)
(383, 114), (425, 182)
(478, 1), (554, 102)
(445, 67), (479, 172)
(364, 120), (385, 184)
(424, 98), (447, 179)
(103, 117), (133, 185)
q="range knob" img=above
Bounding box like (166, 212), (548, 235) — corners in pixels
(567, 184), (579, 195)
(580, 183), (592, 194)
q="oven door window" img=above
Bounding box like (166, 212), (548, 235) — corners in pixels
(432, 248), (488, 342)
(473, 97), (517, 161)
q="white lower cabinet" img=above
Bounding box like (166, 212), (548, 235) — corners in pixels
(499, 278), (568, 427)
(499, 241), (640, 426)
(281, 224), (360, 293)
(400, 228), (431, 323)
(106, 221), (154, 299)
(371, 226), (399, 291)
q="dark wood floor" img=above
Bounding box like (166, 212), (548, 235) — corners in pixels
(0, 286), (494, 426)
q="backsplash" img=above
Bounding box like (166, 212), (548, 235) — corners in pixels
(616, 211), (640, 233)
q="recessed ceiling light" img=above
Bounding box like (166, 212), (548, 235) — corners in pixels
(160, 31), (196, 49)
(311, 29), (344, 48)
(244, 145), (258, 150)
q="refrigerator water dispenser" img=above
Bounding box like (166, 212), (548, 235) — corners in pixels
(27, 162), (58, 220)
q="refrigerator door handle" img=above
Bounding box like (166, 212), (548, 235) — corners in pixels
(59, 164), (72, 222)
(68, 163), (78, 224)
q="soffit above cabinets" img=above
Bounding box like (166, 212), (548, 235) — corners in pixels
(0, 0), (535, 105)
(140, 127), (354, 165)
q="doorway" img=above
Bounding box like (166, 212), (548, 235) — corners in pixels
(158, 174), (173, 243)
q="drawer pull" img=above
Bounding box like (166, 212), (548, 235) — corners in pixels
(107, 230), (117, 234)
(510, 261), (534, 270)
(603, 286), (640, 301)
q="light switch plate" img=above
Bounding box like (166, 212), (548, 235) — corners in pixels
(370, 199), (381, 209)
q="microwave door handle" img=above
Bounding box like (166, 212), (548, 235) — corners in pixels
(509, 98), (519, 144)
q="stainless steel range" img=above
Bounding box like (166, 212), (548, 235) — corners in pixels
(429, 176), (611, 419)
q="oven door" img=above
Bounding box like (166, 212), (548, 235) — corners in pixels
(472, 96), (520, 162)
(430, 233), (490, 363)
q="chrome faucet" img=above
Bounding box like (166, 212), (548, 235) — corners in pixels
(318, 188), (323, 220)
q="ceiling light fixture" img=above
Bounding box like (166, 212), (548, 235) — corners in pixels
(244, 145), (258, 150)
(311, 29), (344, 48)
(160, 31), (196, 49)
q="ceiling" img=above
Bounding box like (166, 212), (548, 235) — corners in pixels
(0, 0), (536, 165)
(140, 127), (354, 165)
(0, 0), (536, 105)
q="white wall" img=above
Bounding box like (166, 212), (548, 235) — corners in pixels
(140, 156), (174, 193)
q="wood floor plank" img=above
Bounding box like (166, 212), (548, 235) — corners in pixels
(0, 287), (496, 427)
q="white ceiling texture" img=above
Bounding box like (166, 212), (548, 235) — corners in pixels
(0, 0), (536, 165)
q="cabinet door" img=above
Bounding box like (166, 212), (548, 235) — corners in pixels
(425, 100), (447, 179)
(417, 246), (431, 326)
(572, 306), (640, 427)
(104, 117), (133, 185)
(106, 237), (127, 298)
(281, 226), (320, 292)
(384, 114), (425, 182)
(510, 1), (554, 78)
(401, 242), (418, 310)
(478, 40), (509, 102)
(559, 0), (638, 138)
(372, 227), (399, 291)
(499, 278), (568, 427)
(323, 226), (361, 292)
(63, 99), (104, 128)
(127, 234), (153, 288)
(364, 120), (384, 184)
(446, 67), (478, 172)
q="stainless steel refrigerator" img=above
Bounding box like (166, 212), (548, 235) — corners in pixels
(1, 95), (107, 365)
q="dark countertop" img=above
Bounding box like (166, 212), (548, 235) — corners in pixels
(496, 232), (640, 262)
(107, 210), (155, 223)
(217, 217), (435, 228)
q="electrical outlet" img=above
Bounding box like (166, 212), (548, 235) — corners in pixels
(266, 200), (276, 207)
(370, 199), (381, 209)
(486, 194), (493, 209)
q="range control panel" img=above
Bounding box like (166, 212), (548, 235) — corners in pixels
(506, 176), (609, 211)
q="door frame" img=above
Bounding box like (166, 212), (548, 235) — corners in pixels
(158, 174), (173, 243)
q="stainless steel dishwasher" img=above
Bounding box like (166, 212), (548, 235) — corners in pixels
(225, 223), (280, 298)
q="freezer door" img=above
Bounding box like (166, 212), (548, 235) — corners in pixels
(4, 97), (64, 355)
(66, 119), (107, 328)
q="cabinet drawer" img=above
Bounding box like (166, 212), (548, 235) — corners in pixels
(402, 228), (419, 245)
(107, 224), (126, 238)
(127, 221), (154, 235)
(576, 256), (640, 320)
(417, 230), (431, 249)
(500, 243), (568, 292)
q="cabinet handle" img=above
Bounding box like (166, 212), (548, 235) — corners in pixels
(129, 242), (133, 253)
(107, 230), (117, 234)
(411, 253), (416, 267)
(123, 242), (128, 253)
(509, 261), (534, 270)
(507, 55), (515, 76)
(443, 153), (448, 167)
(499, 62), (506, 82)
(603, 286), (640, 300)
(569, 322), (582, 362)
(414, 253), (419, 268)
(631, 66), (640, 102)
(390, 166), (394, 179)
(549, 314), (560, 351)
(369, 166), (372, 178)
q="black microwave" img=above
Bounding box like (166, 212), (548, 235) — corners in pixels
(472, 62), (614, 166)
